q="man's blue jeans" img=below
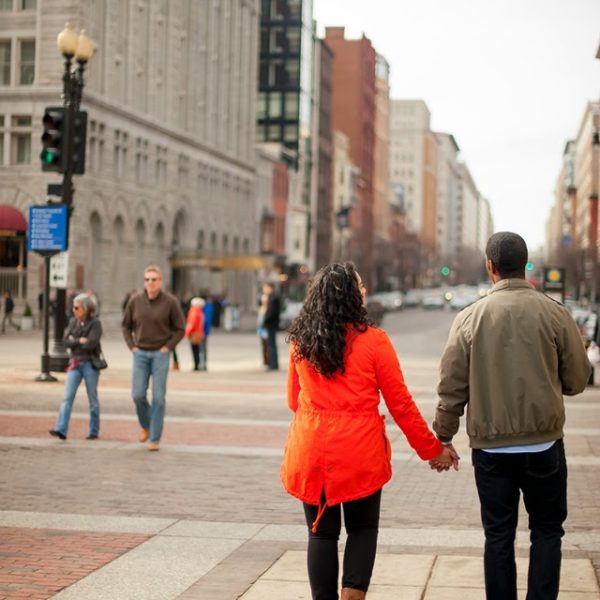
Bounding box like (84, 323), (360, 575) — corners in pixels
(54, 361), (100, 437)
(132, 350), (170, 442)
(472, 439), (567, 600)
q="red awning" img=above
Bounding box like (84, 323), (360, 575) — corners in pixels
(0, 204), (27, 232)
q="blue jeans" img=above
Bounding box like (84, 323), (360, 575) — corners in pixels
(132, 350), (170, 442)
(472, 439), (567, 600)
(54, 361), (100, 437)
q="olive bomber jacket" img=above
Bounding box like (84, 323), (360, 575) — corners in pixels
(433, 279), (591, 449)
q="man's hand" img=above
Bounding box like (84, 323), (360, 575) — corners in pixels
(131, 346), (138, 353)
(79, 337), (87, 344)
(429, 444), (460, 472)
(159, 346), (170, 353)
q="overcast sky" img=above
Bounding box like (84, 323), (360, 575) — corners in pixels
(313, 0), (600, 251)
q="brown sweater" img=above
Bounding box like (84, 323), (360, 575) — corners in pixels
(122, 291), (185, 351)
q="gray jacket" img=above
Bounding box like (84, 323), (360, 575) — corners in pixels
(433, 279), (591, 449)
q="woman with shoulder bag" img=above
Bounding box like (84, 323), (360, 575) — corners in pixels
(281, 262), (457, 600)
(185, 297), (205, 371)
(49, 293), (103, 441)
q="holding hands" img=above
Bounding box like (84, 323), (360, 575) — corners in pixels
(429, 443), (460, 472)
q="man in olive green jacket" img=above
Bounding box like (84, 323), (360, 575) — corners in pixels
(433, 232), (590, 600)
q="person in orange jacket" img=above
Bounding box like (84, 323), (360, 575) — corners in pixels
(185, 297), (205, 371)
(281, 262), (457, 600)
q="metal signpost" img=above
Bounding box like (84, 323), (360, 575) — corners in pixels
(28, 203), (69, 381)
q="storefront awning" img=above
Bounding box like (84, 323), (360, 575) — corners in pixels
(170, 255), (270, 271)
(0, 204), (27, 235)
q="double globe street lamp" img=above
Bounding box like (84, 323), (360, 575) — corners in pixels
(44, 24), (96, 374)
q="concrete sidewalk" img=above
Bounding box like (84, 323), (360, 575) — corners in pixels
(1, 326), (599, 599)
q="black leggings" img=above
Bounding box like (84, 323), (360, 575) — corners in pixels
(303, 489), (381, 600)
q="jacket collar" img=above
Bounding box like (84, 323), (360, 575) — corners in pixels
(491, 278), (534, 293)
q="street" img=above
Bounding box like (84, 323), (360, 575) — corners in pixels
(0, 308), (599, 599)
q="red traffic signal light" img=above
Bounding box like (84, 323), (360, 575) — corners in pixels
(40, 107), (66, 172)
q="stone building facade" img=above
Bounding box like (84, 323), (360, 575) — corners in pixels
(0, 0), (260, 324)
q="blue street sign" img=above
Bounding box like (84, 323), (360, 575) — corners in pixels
(28, 204), (69, 253)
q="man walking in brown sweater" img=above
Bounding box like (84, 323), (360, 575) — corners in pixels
(122, 265), (185, 451)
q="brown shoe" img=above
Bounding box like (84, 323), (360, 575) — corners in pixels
(148, 442), (160, 451)
(341, 588), (366, 600)
(139, 428), (149, 443)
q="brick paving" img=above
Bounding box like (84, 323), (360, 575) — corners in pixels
(0, 527), (148, 600)
(0, 320), (599, 597)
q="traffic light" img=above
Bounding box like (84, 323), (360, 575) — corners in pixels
(72, 111), (88, 175)
(526, 262), (534, 271)
(440, 266), (450, 277)
(40, 107), (65, 172)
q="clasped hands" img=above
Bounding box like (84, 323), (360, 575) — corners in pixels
(429, 443), (460, 472)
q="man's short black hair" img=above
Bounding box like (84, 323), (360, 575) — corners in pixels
(485, 232), (528, 278)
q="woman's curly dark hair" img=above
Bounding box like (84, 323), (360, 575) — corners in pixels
(287, 262), (370, 378)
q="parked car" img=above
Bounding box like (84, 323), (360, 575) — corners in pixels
(421, 291), (445, 310)
(279, 301), (303, 330)
(365, 296), (385, 325)
(402, 290), (422, 308)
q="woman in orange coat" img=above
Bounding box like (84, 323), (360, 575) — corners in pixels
(281, 262), (456, 600)
(185, 297), (205, 371)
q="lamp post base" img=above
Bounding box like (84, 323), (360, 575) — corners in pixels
(36, 353), (58, 382)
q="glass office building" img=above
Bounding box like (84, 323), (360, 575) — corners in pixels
(257, 0), (314, 158)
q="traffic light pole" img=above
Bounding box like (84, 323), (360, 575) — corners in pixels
(49, 55), (84, 372)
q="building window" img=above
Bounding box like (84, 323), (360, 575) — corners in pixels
(268, 92), (281, 118)
(0, 41), (10, 85)
(18, 39), (35, 85)
(256, 93), (267, 119)
(284, 92), (298, 119)
(10, 115), (31, 164)
(21, 0), (36, 9)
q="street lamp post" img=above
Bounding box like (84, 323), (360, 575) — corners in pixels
(48, 24), (96, 371)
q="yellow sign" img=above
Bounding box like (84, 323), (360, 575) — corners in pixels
(170, 255), (270, 271)
(547, 269), (562, 283)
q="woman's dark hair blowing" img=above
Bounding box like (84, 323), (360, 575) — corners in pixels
(287, 262), (370, 378)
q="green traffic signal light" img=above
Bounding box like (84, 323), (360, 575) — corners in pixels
(440, 266), (450, 276)
(526, 262), (534, 271)
(40, 107), (65, 173)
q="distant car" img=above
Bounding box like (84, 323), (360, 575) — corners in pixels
(379, 291), (403, 311)
(365, 297), (385, 325)
(421, 293), (445, 310)
(449, 293), (479, 311)
(279, 301), (303, 330)
(402, 290), (421, 308)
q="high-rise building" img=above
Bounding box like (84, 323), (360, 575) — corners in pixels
(0, 0), (261, 321)
(373, 54), (392, 290)
(309, 38), (333, 272)
(257, 0), (315, 281)
(325, 26), (376, 288)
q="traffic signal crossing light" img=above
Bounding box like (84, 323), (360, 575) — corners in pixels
(40, 107), (65, 172)
(40, 107), (88, 175)
(440, 266), (450, 277)
(72, 111), (87, 175)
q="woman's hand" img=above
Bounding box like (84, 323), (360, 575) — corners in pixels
(429, 445), (460, 472)
(79, 337), (88, 344)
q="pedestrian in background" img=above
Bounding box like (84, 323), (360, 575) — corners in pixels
(257, 291), (269, 367)
(1, 290), (20, 333)
(185, 297), (205, 371)
(49, 293), (103, 441)
(433, 232), (590, 600)
(281, 262), (455, 600)
(199, 297), (214, 371)
(122, 265), (185, 451)
(262, 282), (281, 370)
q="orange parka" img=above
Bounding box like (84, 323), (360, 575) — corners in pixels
(281, 326), (443, 515)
